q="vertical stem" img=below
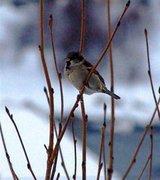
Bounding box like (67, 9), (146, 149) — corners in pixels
(71, 114), (77, 180)
(103, 104), (107, 180)
(49, 15), (64, 125)
(107, 0), (115, 179)
(97, 126), (105, 180)
(97, 104), (107, 180)
(79, 0), (87, 179)
(79, 0), (86, 53)
(39, 0), (54, 179)
(44, 88), (69, 180)
(80, 96), (87, 180)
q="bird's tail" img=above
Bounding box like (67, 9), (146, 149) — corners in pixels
(102, 87), (120, 99)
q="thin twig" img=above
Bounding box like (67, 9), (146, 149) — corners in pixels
(97, 162), (103, 180)
(39, 1), (55, 179)
(144, 29), (160, 121)
(97, 103), (107, 180)
(71, 114), (77, 180)
(50, 150), (59, 179)
(58, 128), (70, 180)
(122, 98), (160, 179)
(5, 107), (37, 180)
(138, 127), (153, 180)
(50, 1), (130, 164)
(149, 127), (153, 180)
(79, 0), (87, 179)
(103, 103), (107, 180)
(97, 124), (105, 179)
(44, 87), (70, 180)
(0, 122), (19, 180)
(80, 96), (87, 180)
(49, 15), (64, 125)
(106, 0), (115, 179)
(49, 14), (69, 179)
(138, 154), (151, 180)
(56, 173), (60, 180)
(50, 125), (70, 180)
(79, 0), (86, 53)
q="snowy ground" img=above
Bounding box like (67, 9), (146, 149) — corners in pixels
(0, 109), (119, 179)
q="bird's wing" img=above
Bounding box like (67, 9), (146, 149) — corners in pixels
(83, 60), (106, 85)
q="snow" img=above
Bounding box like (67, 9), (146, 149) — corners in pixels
(0, 109), (120, 179)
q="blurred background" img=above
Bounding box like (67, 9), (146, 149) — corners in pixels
(0, 0), (160, 179)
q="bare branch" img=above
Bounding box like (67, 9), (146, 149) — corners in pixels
(149, 127), (153, 180)
(71, 114), (77, 180)
(106, 0), (115, 178)
(5, 107), (37, 179)
(103, 103), (107, 180)
(39, 1), (55, 179)
(80, 96), (87, 180)
(79, 0), (86, 53)
(49, 15), (64, 124)
(144, 29), (160, 121)
(138, 154), (151, 180)
(0, 122), (19, 180)
(44, 88), (70, 180)
(122, 98), (160, 179)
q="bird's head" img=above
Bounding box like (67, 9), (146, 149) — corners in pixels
(65, 51), (84, 67)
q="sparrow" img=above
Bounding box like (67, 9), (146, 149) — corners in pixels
(64, 51), (120, 99)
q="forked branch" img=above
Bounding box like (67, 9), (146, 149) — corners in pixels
(144, 29), (160, 121)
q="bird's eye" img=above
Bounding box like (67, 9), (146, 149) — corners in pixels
(66, 60), (71, 67)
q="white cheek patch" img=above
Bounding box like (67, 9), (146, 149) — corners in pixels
(71, 59), (83, 66)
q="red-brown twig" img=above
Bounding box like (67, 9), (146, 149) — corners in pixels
(103, 103), (107, 180)
(5, 107), (37, 179)
(137, 127), (153, 180)
(79, 0), (87, 179)
(97, 162), (103, 180)
(44, 87), (70, 180)
(138, 154), (151, 180)
(55, 126), (70, 180)
(144, 29), (160, 121)
(49, 15), (64, 125)
(80, 97), (87, 180)
(79, 0), (86, 53)
(71, 114), (77, 180)
(49, 13), (69, 179)
(122, 98), (160, 179)
(0, 122), (19, 180)
(49, 0), (130, 165)
(106, 0), (116, 179)
(149, 127), (153, 180)
(97, 103), (107, 180)
(39, 1), (54, 179)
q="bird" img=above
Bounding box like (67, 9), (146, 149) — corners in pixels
(64, 51), (120, 99)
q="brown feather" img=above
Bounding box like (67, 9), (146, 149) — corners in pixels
(83, 59), (106, 85)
